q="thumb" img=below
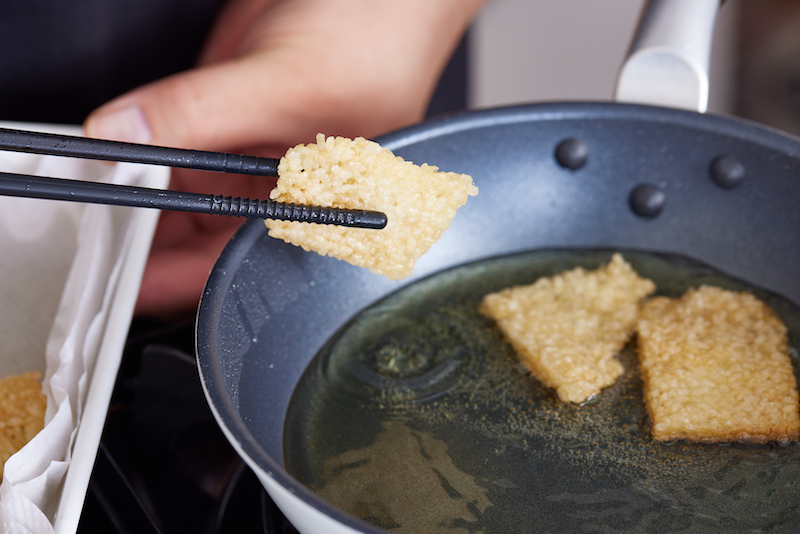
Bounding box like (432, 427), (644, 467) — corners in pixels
(84, 59), (278, 150)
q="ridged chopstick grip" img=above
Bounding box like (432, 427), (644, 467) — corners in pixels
(211, 196), (387, 228)
(0, 172), (387, 229)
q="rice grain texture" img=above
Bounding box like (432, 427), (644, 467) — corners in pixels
(637, 285), (800, 443)
(265, 134), (477, 279)
(0, 371), (46, 480)
(480, 254), (656, 403)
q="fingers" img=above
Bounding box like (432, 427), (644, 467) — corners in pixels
(84, 47), (419, 153)
(84, 59), (270, 150)
(85, 0), (487, 153)
(199, 0), (279, 65)
(135, 209), (242, 319)
(84, 52), (411, 153)
(135, 239), (229, 319)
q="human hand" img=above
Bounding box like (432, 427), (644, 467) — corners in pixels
(84, 0), (486, 320)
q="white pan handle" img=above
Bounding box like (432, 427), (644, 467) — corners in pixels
(614, 0), (719, 112)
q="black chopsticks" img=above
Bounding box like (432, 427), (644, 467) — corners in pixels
(0, 172), (387, 228)
(0, 127), (280, 176)
(0, 128), (387, 229)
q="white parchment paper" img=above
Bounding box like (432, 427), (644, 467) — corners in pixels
(0, 124), (169, 533)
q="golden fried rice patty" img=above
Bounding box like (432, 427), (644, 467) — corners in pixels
(480, 254), (655, 403)
(0, 371), (46, 480)
(637, 285), (800, 443)
(266, 134), (477, 280)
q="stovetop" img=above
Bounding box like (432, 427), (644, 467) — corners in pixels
(76, 319), (299, 534)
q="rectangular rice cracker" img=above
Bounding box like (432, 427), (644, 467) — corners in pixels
(636, 285), (800, 443)
(265, 134), (477, 279)
(480, 254), (656, 403)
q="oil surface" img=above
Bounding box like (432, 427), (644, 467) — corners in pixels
(284, 250), (800, 533)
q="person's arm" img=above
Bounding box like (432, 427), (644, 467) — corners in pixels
(84, 0), (487, 319)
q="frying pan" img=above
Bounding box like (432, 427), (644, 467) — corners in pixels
(196, 1), (800, 532)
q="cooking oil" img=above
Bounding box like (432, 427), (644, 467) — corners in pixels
(284, 249), (800, 533)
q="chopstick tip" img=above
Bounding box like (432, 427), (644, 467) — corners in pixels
(353, 210), (388, 230)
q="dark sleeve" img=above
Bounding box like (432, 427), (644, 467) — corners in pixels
(0, 0), (226, 125)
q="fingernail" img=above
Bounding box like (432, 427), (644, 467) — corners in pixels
(89, 105), (152, 144)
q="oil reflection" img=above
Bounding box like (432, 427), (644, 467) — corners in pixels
(317, 420), (492, 533)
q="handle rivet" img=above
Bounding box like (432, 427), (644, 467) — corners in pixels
(630, 183), (665, 218)
(555, 138), (589, 170)
(710, 155), (745, 189)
